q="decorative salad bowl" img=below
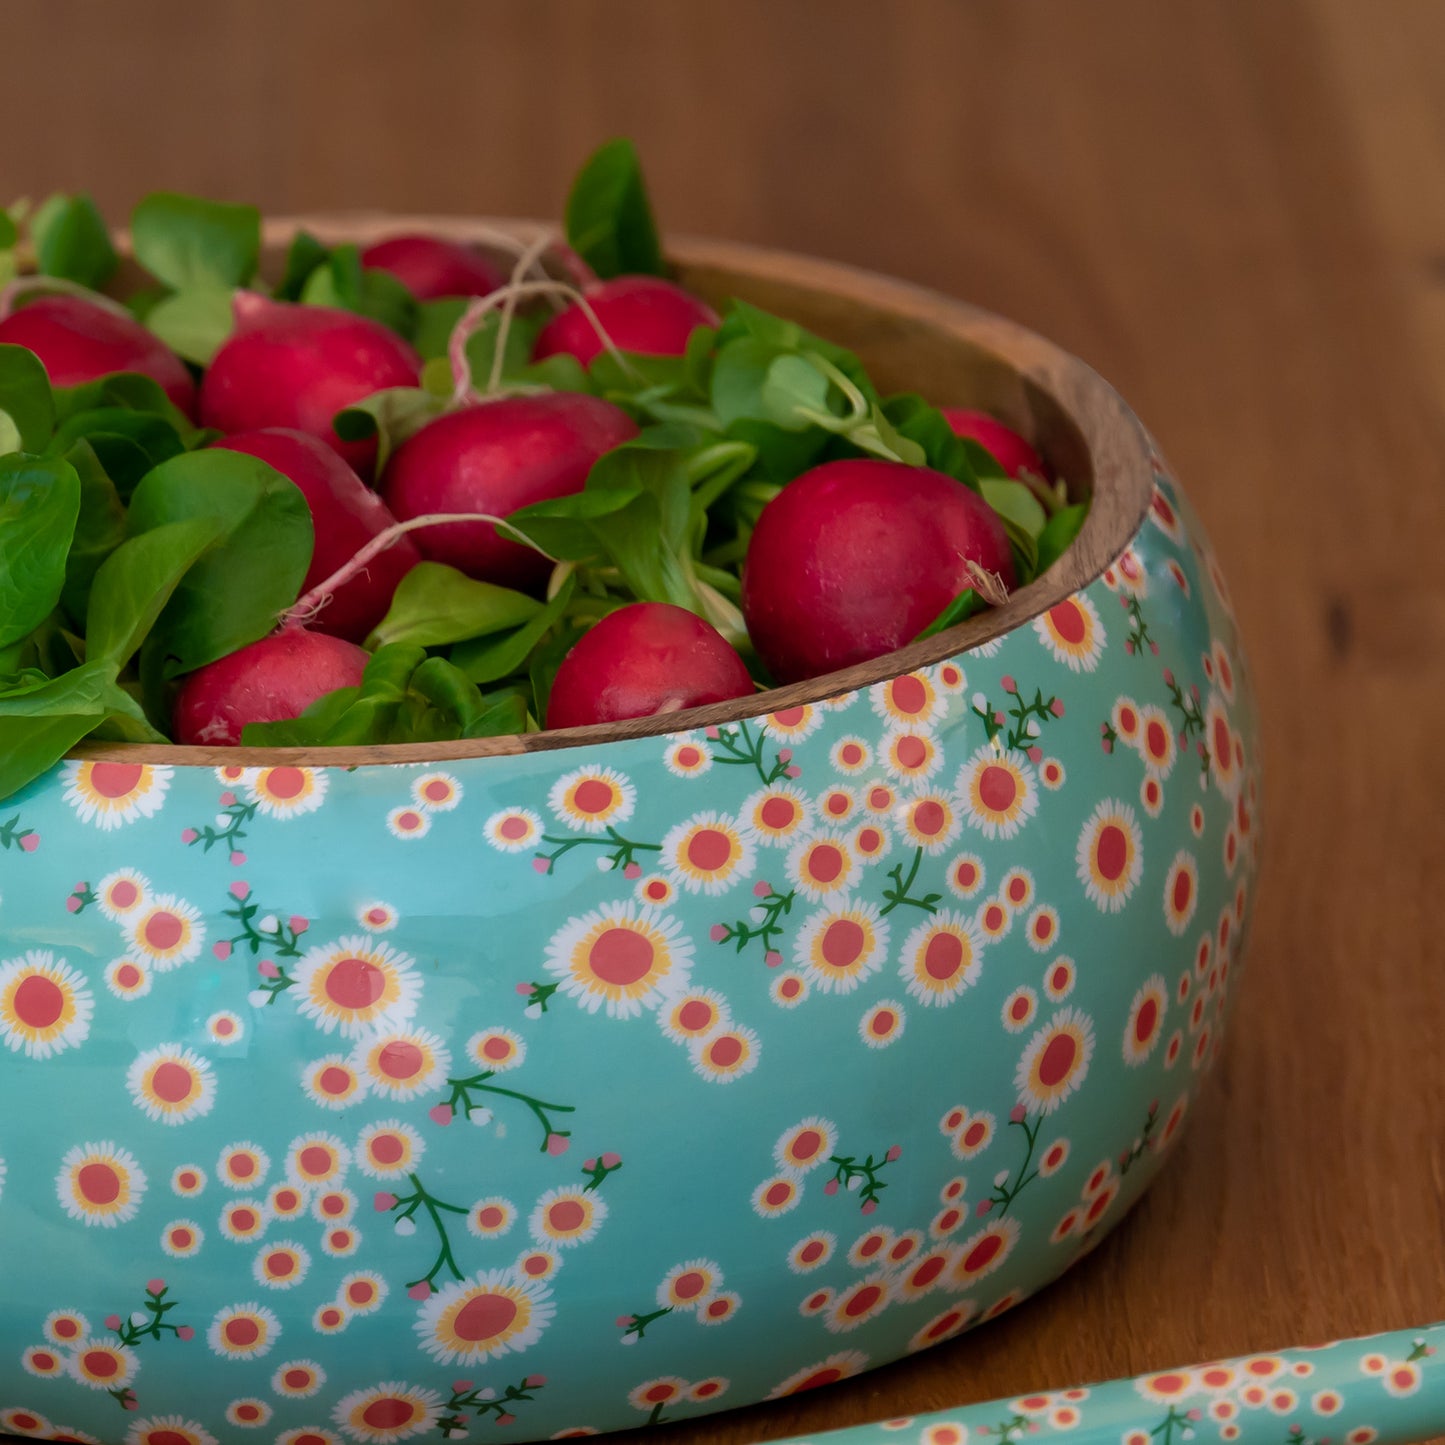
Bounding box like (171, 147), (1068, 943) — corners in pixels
(0, 226), (1259, 1445)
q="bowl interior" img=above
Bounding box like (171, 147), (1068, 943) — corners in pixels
(76, 220), (1155, 768)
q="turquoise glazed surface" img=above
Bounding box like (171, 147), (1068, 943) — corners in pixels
(0, 456), (1259, 1445)
(761, 1324), (1445, 1445)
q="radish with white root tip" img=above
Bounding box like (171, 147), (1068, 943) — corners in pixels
(381, 394), (639, 591)
(199, 292), (421, 475)
(214, 428), (421, 643)
(741, 458), (1018, 685)
(0, 290), (197, 415)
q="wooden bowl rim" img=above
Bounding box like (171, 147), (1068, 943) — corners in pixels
(71, 220), (1155, 768)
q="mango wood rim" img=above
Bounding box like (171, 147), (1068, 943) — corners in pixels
(71, 219), (1155, 769)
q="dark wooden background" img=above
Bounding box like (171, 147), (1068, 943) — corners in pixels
(4, 1), (1445, 1440)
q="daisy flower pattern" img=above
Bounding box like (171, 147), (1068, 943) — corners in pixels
(1034, 595), (1104, 672)
(794, 902), (889, 993)
(414, 1269), (554, 1365)
(1015, 1008), (1095, 1114)
(127, 1045), (216, 1124)
(484, 808), (542, 853)
(661, 812), (754, 894)
(956, 747), (1038, 839)
(1076, 800), (1144, 912)
(248, 766), (327, 818)
(548, 767), (635, 834)
(291, 938), (421, 1037)
(57, 1142), (145, 1226)
(125, 894), (204, 969)
(0, 459), (1266, 1443)
(0, 951), (93, 1058)
(331, 1382), (442, 1442)
(207, 1303), (281, 1359)
(544, 904), (691, 1018)
(95, 868), (148, 921)
(61, 760), (171, 829)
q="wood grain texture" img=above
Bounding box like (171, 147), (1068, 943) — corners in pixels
(4, 0), (1445, 1439)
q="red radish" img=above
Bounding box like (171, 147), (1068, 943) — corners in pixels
(941, 407), (1047, 481)
(0, 293), (197, 416)
(741, 459), (1017, 685)
(199, 294), (421, 474)
(172, 629), (369, 746)
(360, 234), (509, 300)
(214, 429), (420, 642)
(381, 393), (638, 591)
(547, 602), (754, 728)
(533, 275), (719, 366)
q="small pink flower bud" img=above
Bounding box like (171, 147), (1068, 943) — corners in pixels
(600, 1151), (621, 1169)
(453, 1380), (474, 1394)
(230, 851), (247, 865)
(616, 1315), (636, 1328)
(753, 880), (772, 897)
(1163, 669), (1175, 687)
(975, 1199), (993, 1216)
(1102, 740), (1114, 754)
(515, 982), (532, 995)
(408, 1281), (432, 1301)
(123, 1397), (138, 1411)
(219, 791), (236, 806)
(497, 1413), (517, 1426)
(531, 857), (549, 873)
(545, 1133), (570, 1156)
(19, 833), (39, 852)
(823, 1179), (839, 1196)
(290, 915), (309, 933)
(105, 1314), (122, 1330)
(778, 747), (793, 762)
(765, 950), (783, 967)
(861, 1199), (878, 1214)
(1001, 675), (1016, 692)
(623, 862), (642, 879)
(374, 1192), (398, 1211)
(705, 726), (720, 739)
(65, 896), (81, 913)
(1050, 698), (1065, 716)
(229, 880), (250, 900)
(709, 924), (728, 942)
(428, 1104), (453, 1126)
(180, 828), (199, 843)
(525, 1374), (547, 1388)
(212, 940), (232, 961)
(1027, 747), (1042, 764)
(885, 1144), (902, 1162)
(146, 1278), (166, 1295)
(785, 765), (801, 778)
(1010, 1103), (1027, 1124)
(583, 1158), (597, 1172)
(257, 960), (280, 978)
(176, 1325), (195, 1341)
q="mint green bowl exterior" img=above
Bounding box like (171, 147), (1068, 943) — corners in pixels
(0, 243), (1258, 1445)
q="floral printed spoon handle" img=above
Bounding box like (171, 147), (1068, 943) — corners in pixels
(782, 1324), (1444, 1445)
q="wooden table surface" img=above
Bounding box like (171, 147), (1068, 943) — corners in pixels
(3, 1), (1443, 1441)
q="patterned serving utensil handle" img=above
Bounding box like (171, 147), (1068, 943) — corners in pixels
(773, 1323), (1445, 1445)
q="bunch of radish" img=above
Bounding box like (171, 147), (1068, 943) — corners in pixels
(0, 144), (1084, 802)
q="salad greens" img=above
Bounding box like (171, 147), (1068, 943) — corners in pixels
(0, 139), (1082, 805)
